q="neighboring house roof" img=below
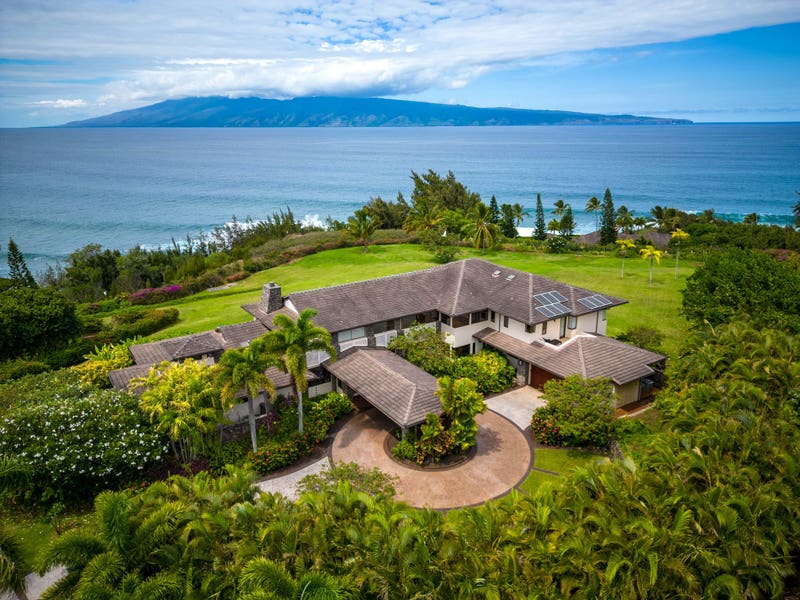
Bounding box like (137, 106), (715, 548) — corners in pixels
(475, 329), (665, 385)
(325, 347), (440, 428)
(247, 258), (626, 334)
(574, 231), (671, 248)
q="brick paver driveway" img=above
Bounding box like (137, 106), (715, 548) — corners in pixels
(331, 407), (533, 510)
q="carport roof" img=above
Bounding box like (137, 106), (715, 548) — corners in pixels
(325, 347), (440, 429)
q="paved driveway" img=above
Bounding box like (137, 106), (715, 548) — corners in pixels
(485, 385), (546, 431)
(331, 408), (533, 510)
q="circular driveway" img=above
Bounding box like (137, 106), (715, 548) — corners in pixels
(331, 408), (533, 510)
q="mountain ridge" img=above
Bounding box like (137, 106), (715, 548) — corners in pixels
(62, 96), (692, 127)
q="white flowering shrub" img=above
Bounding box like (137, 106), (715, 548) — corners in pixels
(0, 389), (166, 505)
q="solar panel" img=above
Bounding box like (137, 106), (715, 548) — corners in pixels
(536, 304), (570, 318)
(577, 294), (611, 310)
(534, 291), (567, 305)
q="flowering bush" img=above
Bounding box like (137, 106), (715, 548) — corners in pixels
(0, 368), (92, 414)
(0, 389), (166, 505)
(129, 284), (187, 305)
(452, 351), (516, 394)
(530, 376), (616, 447)
(310, 392), (354, 420)
(72, 336), (142, 388)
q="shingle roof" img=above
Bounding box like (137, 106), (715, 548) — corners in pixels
(216, 320), (268, 349)
(108, 364), (153, 392)
(475, 329), (665, 385)
(325, 348), (440, 428)
(251, 258), (626, 334)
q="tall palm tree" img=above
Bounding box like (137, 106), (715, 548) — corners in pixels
(585, 196), (601, 231)
(670, 228), (690, 279)
(216, 337), (277, 454)
(466, 202), (497, 253)
(511, 202), (529, 226)
(552, 199), (566, 219)
(615, 239), (636, 278)
(650, 205), (680, 233)
(640, 245), (664, 285)
(402, 199), (444, 234)
(346, 208), (381, 252)
(262, 308), (335, 434)
(615, 205), (635, 234)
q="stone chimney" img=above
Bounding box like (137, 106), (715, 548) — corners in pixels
(262, 282), (283, 312)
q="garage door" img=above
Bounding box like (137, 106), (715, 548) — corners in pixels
(529, 366), (559, 389)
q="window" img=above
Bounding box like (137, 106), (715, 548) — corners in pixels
(401, 315), (417, 329)
(541, 320), (548, 335)
(568, 316), (577, 330)
(452, 314), (470, 328)
(338, 327), (366, 342)
(601, 309), (607, 321)
(559, 317), (567, 338)
(440, 314), (451, 326)
(470, 309), (488, 324)
(525, 323), (535, 334)
(490, 310), (496, 322)
(503, 316), (509, 328)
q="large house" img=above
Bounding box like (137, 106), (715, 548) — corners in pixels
(111, 258), (665, 429)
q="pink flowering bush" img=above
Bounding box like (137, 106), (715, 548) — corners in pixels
(129, 284), (187, 305)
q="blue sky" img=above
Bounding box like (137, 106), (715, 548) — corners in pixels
(0, 1), (798, 127)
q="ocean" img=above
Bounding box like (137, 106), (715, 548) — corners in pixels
(0, 124), (798, 278)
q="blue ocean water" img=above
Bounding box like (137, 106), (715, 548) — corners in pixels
(0, 124), (798, 278)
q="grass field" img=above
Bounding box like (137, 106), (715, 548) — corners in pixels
(519, 447), (608, 494)
(153, 243), (694, 356)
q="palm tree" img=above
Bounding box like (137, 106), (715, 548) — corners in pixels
(615, 205), (635, 234)
(640, 245), (664, 285)
(466, 202), (497, 253)
(216, 337), (277, 454)
(615, 239), (636, 278)
(511, 202), (529, 226)
(346, 208), (381, 252)
(585, 196), (600, 231)
(0, 526), (30, 600)
(402, 198), (444, 234)
(552, 199), (566, 219)
(793, 191), (800, 227)
(650, 205), (680, 233)
(670, 228), (690, 279)
(262, 308), (335, 434)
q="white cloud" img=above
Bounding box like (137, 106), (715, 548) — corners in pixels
(32, 98), (86, 108)
(1, 0), (798, 120)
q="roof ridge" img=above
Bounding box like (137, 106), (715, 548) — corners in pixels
(288, 260), (463, 298)
(449, 259), (467, 315)
(576, 337), (588, 378)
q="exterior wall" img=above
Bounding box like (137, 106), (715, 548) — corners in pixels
(614, 380), (640, 408)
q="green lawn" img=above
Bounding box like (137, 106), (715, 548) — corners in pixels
(519, 447), (608, 494)
(150, 243), (693, 356)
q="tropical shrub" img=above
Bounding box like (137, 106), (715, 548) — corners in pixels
(310, 391), (354, 420)
(98, 307), (179, 342)
(129, 284), (188, 305)
(414, 413), (455, 464)
(0, 358), (50, 383)
(392, 436), (417, 462)
(531, 375), (616, 447)
(388, 324), (452, 376)
(0, 368), (92, 414)
(0, 287), (83, 360)
(135, 359), (226, 464)
(615, 325), (665, 353)
(0, 389), (165, 505)
(297, 462), (398, 499)
(438, 376), (487, 452)
(72, 336), (142, 388)
(452, 351), (515, 393)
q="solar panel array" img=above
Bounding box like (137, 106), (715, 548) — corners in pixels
(577, 294), (612, 309)
(534, 291), (570, 318)
(534, 291), (567, 305)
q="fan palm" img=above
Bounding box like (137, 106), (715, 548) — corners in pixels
(216, 337), (277, 453)
(262, 308), (335, 434)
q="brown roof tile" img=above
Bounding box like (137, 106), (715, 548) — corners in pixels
(475, 329), (664, 385)
(325, 348), (440, 428)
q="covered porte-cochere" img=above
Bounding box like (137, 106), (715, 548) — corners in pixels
(324, 347), (441, 436)
(474, 329), (666, 407)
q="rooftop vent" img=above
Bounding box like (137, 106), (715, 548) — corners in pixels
(492, 270), (502, 278)
(506, 274), (516, 281)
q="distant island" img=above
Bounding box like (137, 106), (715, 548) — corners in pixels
(61, 96), (692, 127)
